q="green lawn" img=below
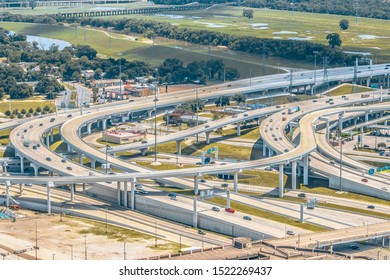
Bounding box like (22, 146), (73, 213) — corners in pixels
(0, 129), (13, 145)
(220, 127), (260, 141)
(328, 84), (374, 96)
(0, 99), (55, 115)
(239, 170), (287, 188)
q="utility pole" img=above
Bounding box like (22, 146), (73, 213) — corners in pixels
(313, 51), (318, 96)
(84, 235), (87, 260)
(154, 83), (158, 163)
(354, 0), (360, 25)
(339, 113), (343, 192)
(35, 220), (38, 260)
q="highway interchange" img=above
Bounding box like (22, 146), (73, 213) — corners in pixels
(2, 63), (390, 256)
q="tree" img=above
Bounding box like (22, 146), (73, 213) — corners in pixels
(26, 112), (32, 118)
(326, 33), (342, 48)
(378, 142), (386, 149)
(339, 19), (349, 30)
(21, 108), (27, 115)
(243, 9), (254, 19)
(35, 106), (42, 113)
(225, 67), (240, 81)
(4, 110), (11, 116)
(232, 93), (246, 105)
(43, 105), (51, 112)
(9, 84), (33, 99)
(28, 108), (34, 114)
(29, 0), (37, 9)
(215, 96), (230, 107)
(17, 113), (23, 119)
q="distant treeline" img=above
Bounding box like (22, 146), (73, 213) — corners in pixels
(244, 0), (390, 20)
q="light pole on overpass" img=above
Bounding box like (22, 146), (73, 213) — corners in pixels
(194, 80), (200, 143)
(313, 51), (319, 96)
(339, 113), (343, 191)
(154, 82), (158, 163)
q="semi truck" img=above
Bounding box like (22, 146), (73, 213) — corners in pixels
(288, 106), (300, 114)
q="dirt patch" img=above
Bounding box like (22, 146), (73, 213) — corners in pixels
(0, 210), (177, 260)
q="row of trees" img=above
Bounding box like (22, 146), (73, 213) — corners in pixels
(4, 105), (53, 119)
(243, 0), (390, 20)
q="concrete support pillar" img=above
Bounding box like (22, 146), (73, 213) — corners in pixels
(226, 190), (231, 208)
(87, 123), (92, 134)
(237, 122), (241, 136)
(326, 121), (330, 140)
(50, 129), (54, 142)
(123, 182), (128, 208)
(147, 109), (153, 118)
(130, 181), (135, 210)
(176, 139), (183, 156)
(365, 112), (369, 122)
(205, 132), (211, 144)
(78, 152), (83, 164)
(292, 161), (297, 190)
(47, 185), (51, 215)
(91, 160), (96, 169)
(102, 118), (108, 130)
(339, 118), (343, 132)
(46, 134), (50, 147)
(116, 182), (121, 206)
(82, 183), (86, 191)
(289, 125), (293, 140)
(193, 196), (198, 228)
(382, 237), (385, 247)
(303, 155), (309, 185)
(263, 142), (267, 156)
(67, 143), (72, 152)
(5, 181), (10, 208)
(71, 184), (75, 202)
(30, 163), (39, 176)
(233, 172), (238, 193)
(353, 118), (357, 126)
(20, 156), (24, 173)
(300, 203), (304, 223)
(19, 183), (24, 196)
(279, 163), (284, 198)
(385, 120), (388, 126)
(366, 78), (371, 87)
(268, 147), (272, 157)
(194, 175), (199, 195)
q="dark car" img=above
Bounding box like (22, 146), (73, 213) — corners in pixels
(66, 166), (72, 170)
(46, 157), (51, 161)
(243, 216), (252, 221)
(212, 207), (220, 212)
(61, 159), (66, 163)
(199, 179), (206, 183)
(221, 183), (228, 188)
(198, 229), (206, 235)
(39, 123), (43, 126)
(32, 145), (37, 150)
(298, 193), (306, 198)
(367, 205), (375, 209)
(50, 118), (55, 122)
(67, 114), (72, 118)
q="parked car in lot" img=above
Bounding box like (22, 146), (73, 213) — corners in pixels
(225, 208), (235, 213)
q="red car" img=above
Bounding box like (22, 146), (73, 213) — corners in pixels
(225, 208), (235, 213)
(282, 117), (287, 121)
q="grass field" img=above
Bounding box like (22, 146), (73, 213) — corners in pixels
(0, 129), (13, 145)
(112, 6), (390, 62)
(0, 99), (55, 115)
(328, 84), (374, 96)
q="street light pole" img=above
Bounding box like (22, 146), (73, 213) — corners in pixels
(195, 82), (199, 143)
(313, 51), (318, 96)
(105, 208), (108, 234)
(339, 113), (343, 191)
(154, 84), (158, 163)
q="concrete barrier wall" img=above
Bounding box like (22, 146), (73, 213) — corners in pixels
(328, 175), (390, 200)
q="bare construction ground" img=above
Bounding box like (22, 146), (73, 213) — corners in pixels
(0, 209), (179, 260)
